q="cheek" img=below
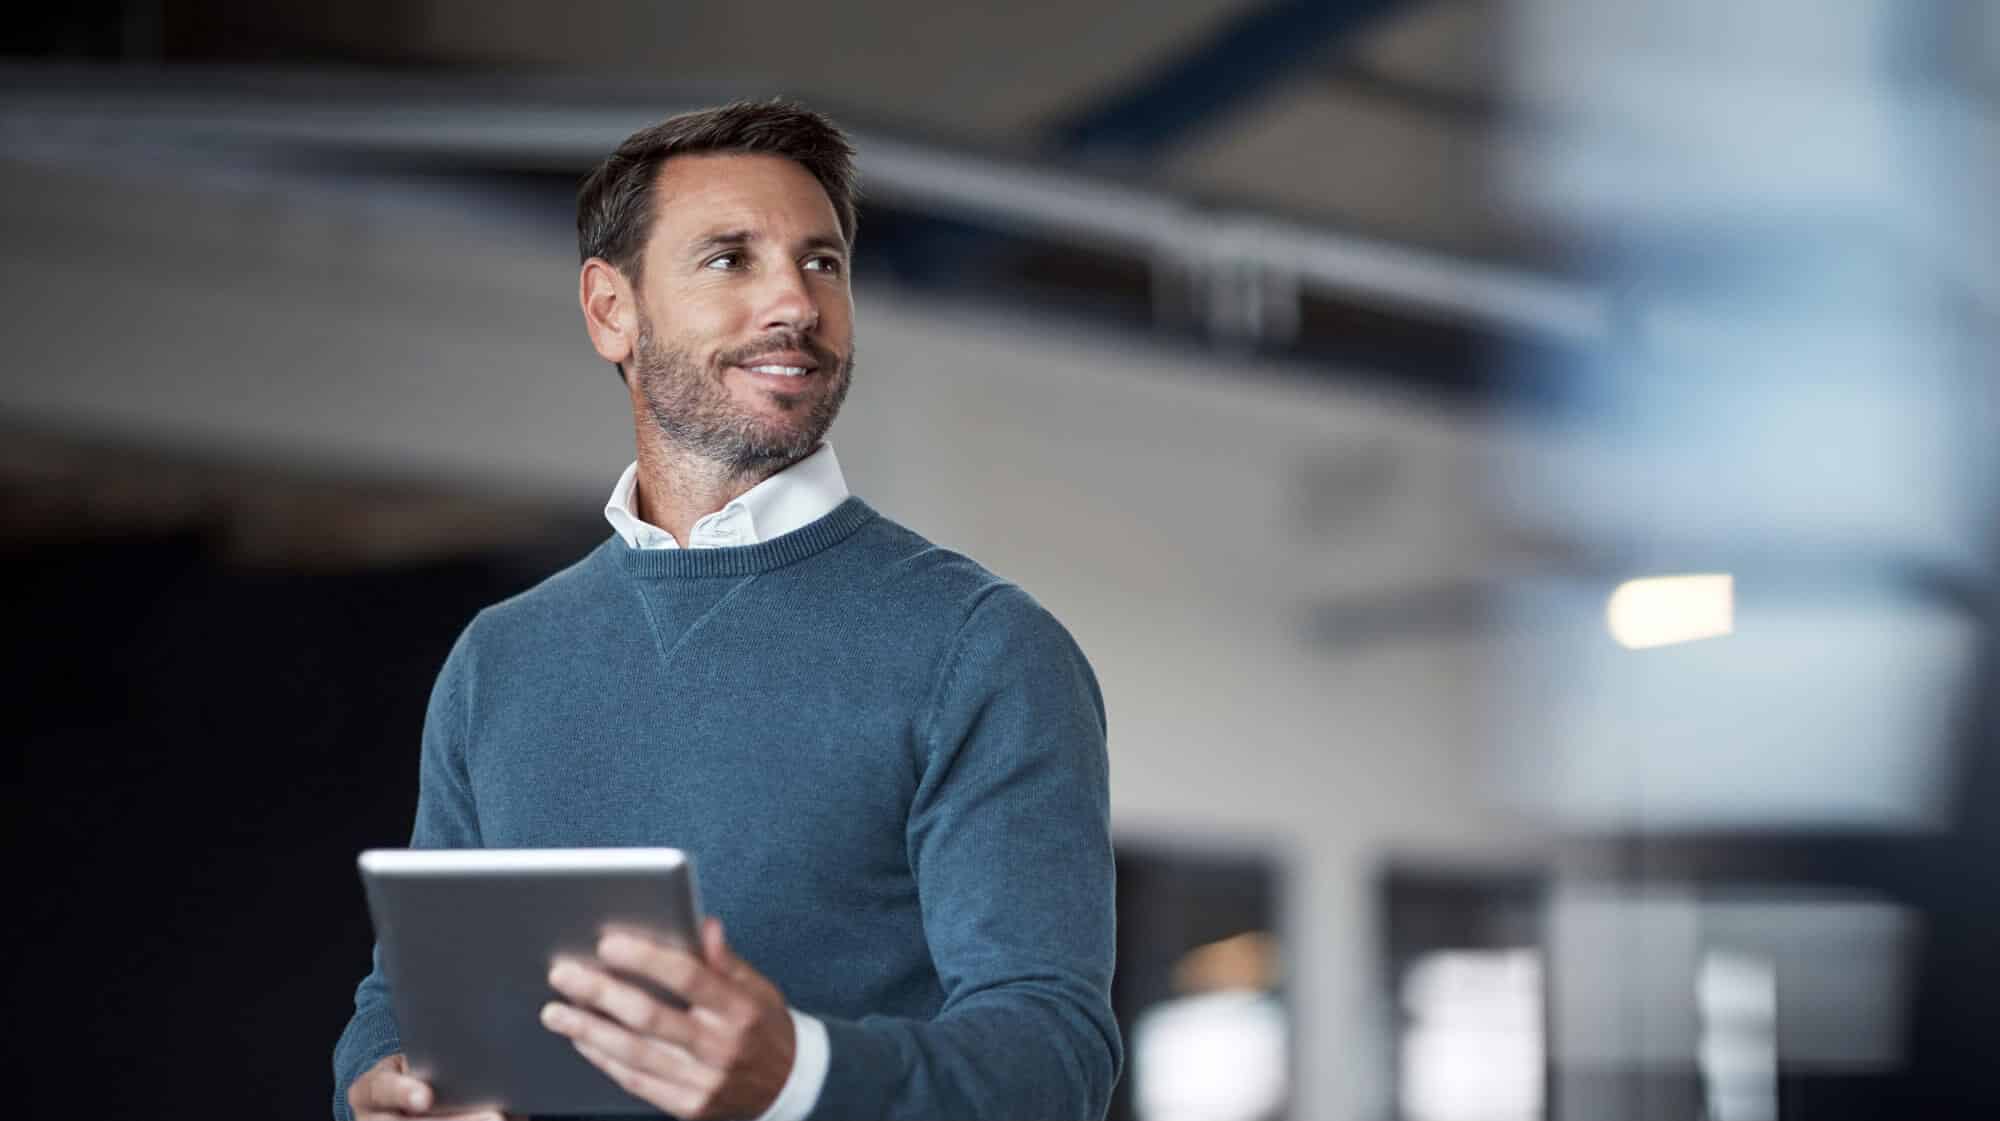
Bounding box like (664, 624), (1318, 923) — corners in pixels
(820, 294), (856, 347)
(649, 298), (744, 356)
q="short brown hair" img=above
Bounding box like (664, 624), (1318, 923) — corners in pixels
(576, 99), (859, 286)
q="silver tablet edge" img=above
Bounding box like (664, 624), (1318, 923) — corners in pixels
(358, 848), (691, 875)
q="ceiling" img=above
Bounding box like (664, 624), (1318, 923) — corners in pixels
(26, 0), (1547, 262)
(11, 0), (1986, 400)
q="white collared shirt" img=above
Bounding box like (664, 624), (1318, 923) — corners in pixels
(604, 443), (849, 550)
(600, 443), (841, 1121)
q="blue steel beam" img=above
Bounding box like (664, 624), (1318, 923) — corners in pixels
(1052, 0), (1411, 160)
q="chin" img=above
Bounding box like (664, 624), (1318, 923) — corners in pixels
(743, 415), (822, 450)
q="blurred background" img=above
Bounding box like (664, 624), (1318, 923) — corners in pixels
(5, 2), (1997, 1118)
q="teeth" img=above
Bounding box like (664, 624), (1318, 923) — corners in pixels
(747, 364), (808, 376)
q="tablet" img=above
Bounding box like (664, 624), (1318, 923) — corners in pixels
(358, 847), (702, 1116)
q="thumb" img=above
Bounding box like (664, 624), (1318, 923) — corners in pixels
(702, 915), (731, 969)
(704, 916), (781, 1000)
(703, 916), (760, 986)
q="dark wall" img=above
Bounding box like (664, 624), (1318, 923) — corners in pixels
(8, 526), (585, 1118)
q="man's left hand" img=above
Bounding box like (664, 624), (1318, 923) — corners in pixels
(541, 916), (797, 1120)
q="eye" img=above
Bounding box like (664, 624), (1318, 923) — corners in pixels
(803, 253), (844, 275)
(704, 252), (742, 270)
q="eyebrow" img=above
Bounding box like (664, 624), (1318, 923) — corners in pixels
(686, 229), (847, 259)
(797, 233), (848, 257)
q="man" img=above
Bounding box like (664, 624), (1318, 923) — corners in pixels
(332, 101), (1121, 1121)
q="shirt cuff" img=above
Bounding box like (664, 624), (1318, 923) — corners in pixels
(752, 1009), (829, 1121)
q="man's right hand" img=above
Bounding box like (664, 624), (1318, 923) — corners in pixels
(347, 1053), (514, 1121)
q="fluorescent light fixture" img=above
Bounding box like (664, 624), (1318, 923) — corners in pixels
(1607, 574), (1734, 649)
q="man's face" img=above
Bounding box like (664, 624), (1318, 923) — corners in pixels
(627, 153), (854, 474)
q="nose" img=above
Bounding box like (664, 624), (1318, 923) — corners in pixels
(759, 262), (820, 334)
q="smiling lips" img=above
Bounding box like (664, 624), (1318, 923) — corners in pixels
(733, 351), (819, 379)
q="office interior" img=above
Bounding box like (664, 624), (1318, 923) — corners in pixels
(6, 3), (1998, 1118)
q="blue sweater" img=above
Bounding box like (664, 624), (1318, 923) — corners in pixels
(332, 498), (1122, 1119)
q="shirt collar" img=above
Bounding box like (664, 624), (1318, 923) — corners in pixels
(604, 443), (850, 550)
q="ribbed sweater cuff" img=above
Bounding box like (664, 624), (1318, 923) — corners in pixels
(332, 1022), (402, 1121)
(809, 1016), (903, 1120)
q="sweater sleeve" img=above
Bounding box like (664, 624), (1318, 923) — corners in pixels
(331, 625), (485, 1120)
(809, 587), (1124, 1120)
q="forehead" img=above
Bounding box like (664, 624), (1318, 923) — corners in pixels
(646, 152), (842, 247)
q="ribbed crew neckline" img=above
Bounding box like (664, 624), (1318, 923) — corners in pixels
(608, 496), (878, 579)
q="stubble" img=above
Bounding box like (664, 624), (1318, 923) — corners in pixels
(631, 314), (853, 479)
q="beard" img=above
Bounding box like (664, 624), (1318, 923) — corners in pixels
(630, 314), (853, 477)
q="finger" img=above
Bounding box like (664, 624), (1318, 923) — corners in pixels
(599, 932), (752, 1021)
(548, 959), (700, 1048)
(702, 916), (729, 971)
(703, 917), (780, 1000)
(354, 1067), (434, 1115)
(700, 917), (758, 989)
(573, 1036), (708, 1118)
(540, 1000), (716, 1088)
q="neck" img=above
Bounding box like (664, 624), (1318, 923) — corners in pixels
(630, 425), (798, 546)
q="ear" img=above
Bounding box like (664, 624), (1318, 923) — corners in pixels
(579, 257), (638, 367)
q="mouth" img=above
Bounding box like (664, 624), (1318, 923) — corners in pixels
(729, 351), (820, 381)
